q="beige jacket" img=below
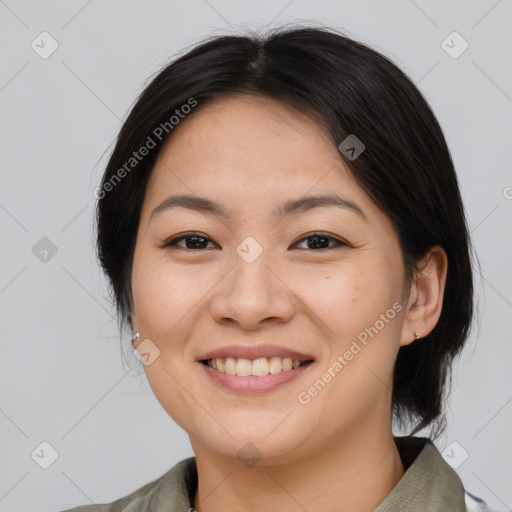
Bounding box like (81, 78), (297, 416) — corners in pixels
(60, 436), (493, 511)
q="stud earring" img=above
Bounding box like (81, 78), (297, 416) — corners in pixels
(131, 332), (140, 343)
(414, 332), (421, 340)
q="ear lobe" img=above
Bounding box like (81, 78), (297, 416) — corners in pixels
(129, 312), (138, 346)
(399, 246), (448, 347)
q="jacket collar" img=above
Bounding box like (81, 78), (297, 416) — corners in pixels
(374, 436), (467, 511)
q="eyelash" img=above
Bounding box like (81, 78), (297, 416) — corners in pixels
(162, 232), (350, 251)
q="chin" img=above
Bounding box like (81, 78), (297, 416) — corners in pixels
(191, 420), (310, 466)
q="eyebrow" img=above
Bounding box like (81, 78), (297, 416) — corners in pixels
(149, 192), (367, 222)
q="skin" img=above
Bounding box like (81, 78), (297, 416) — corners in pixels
(129, 94), (448, 512)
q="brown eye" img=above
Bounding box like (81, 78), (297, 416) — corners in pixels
(164, 233), (216, 250)
(293, 232), (349, 250)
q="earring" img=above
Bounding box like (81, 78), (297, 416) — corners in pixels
(414, 332), (421, 340)
(131, 332), (140, 342)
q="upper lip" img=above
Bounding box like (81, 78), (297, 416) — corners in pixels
(197, 345), (315, 362)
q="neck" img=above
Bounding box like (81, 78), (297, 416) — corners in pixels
(191, 423), (405, 512)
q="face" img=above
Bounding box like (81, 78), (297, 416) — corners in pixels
(130, 94), (410, 465)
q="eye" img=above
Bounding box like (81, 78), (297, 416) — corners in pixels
(162, 231), (349, 251)
(163, 232), (216, 250)
(293, 232), (349, 250)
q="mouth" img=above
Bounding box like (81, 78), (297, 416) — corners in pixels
(200, 356), (314, 377)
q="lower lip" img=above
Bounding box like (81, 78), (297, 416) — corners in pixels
(199, 361), (313, 394)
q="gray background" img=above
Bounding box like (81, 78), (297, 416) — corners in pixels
(0, 1), (511, 511)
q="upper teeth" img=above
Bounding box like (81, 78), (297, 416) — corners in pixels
(207, 357), (305, 376)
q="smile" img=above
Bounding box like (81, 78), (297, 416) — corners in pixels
(200, 357), (314, 394)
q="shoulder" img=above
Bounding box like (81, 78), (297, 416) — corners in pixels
(58, 474), (163, 512)
(58, 457), (197, 512)
(391, 436), (494, 511)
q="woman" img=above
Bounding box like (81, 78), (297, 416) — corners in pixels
(64, 26), (493, 511)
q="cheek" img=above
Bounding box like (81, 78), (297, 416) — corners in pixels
(303, 264), (402, 382)
(304, 274), (402, 430)
(131, 251), (206, 340)
(301, 264), (395, 336)
(131, 254), (209, 430)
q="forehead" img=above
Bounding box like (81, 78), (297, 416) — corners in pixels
(165, 95), (335, 168)
(140, 94), (384, 227)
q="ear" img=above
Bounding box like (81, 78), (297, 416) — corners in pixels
(399, 245), (448, 347)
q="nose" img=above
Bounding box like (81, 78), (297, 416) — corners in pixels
(210, 254), (296, 330)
